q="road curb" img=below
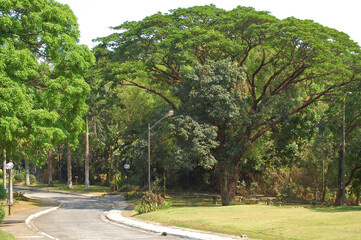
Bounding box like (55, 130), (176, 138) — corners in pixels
(104, 210), (242, 240)
(25, 207), (60, 240)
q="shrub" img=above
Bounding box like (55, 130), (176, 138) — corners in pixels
(13, 191), (29, 201)
(0, 169), (3, 178)
(0, 207), (4, 223)
(14, 173), (25, 182)
(0, 184), (6, 200)
(135, 192), (165, 214)
(29, 174), (36, 184)
(124, 191), (143, 200)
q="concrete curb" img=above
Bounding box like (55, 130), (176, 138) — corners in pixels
(25, 207), (60, 240)
(105, 210), (242, 240)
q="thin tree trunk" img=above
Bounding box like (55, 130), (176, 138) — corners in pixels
(3, 149), (6, 189)
(48, 151), (53, 187)
(67, 143), (73, 189)
(25, 157), (30, 185)
(84, 119), (90, 190)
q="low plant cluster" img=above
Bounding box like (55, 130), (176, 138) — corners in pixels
(134, 192), (170, 214)
(14, 173), (36, 184)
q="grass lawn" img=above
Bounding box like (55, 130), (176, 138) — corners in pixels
(3, 198), (44, 217)
(0, 198), (43, 240)
(0, 230), (16, 240)
(28, 182), (111, 195)
(136, 204), (361, 240)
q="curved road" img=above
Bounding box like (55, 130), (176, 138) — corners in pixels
(16, 187), (180, 240)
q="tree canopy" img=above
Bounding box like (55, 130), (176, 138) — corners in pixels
(0, 0), (94, 164)
(94, 5), (361, 205)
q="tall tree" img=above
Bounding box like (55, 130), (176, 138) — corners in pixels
(96, 5), (361, 205)
(1, 0), (94, 180)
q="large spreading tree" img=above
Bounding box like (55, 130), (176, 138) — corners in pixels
(96, 5), (361, 205)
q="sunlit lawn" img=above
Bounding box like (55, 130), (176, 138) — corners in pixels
(137, 204), (361, 240)
(0, 230), (15, 240)
(2, 198), (44, 217)
(29, 182), (111, 195)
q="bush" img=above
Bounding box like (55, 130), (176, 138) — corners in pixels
(135, 192), (165, 214)
(0, 184), (6, 200)
(14, 173), (25, 182)
(0, 207), (4, 223)
(29, 174), (36, 184)
(0, 169), (3, 178)
(13, 191), (29, 201)
(123, 191), (143, 200)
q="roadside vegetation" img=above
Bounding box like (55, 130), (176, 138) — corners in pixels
(2, 1), (361, 239)
(136, 202), (361, 240)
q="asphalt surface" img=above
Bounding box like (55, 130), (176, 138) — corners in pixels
(6, 187), (181, 240)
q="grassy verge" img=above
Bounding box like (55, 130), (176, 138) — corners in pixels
(28, 182), (111, 195)
(136, 203), (361, 240)
(3, 198), (44, 217)
(0, 230), (16, 240)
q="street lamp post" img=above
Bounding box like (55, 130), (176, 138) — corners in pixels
(342, 92), (352, 206)
(6, 161), (14, 215)
(147, 110), (174, 208)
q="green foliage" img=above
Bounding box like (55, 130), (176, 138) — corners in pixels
(135, 192), (165, 214)
(29, 174), (36, 184)
(14, 173), (25, 183)
(123, 191), (143, 200)
(13, 191), (29, 201)
(0, 169), (3, 178)
(0, 184), (7, 200)
(86, 4), (361, 205)
(0, 0), (94, 167)
(0, 206), (5, 223)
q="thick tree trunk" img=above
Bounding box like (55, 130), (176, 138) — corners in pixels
(227, 171), (239, 201)
(25, 157), (30, 185)
(84, 119), (90, 190)
(67, 143), (73, 189)
(220, 173), (230, 206)
(3, 149), (6, 189)
(47, 151), (53, 187)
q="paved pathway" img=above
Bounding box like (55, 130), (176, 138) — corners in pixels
(4, 187), (180, 240)
(2, 187), (244, 240)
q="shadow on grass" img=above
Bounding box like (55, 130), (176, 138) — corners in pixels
(308, 206), (361, 213)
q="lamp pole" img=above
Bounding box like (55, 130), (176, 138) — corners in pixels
(342, 92), (352, 206)
(6, 161), (14, 215)
(147, 110), (174, 208)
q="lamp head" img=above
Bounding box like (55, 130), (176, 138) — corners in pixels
(6, 162), (14, 169)
(166, 110), (174, 118)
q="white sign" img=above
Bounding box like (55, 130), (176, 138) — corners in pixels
(6, 162), (14, 169)
(124, 164), (130, 170)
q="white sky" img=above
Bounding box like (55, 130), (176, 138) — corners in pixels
(56, 0), (361, 49)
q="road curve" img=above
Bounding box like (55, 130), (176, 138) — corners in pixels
(16, 187), (180, 240)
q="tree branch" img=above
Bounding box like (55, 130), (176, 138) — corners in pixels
(122, 79), (178, 110)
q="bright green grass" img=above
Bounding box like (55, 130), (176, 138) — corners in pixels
(28, 182), (111, 193)
(137, 204), (361, 240)
(0, 230), (16, 240)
